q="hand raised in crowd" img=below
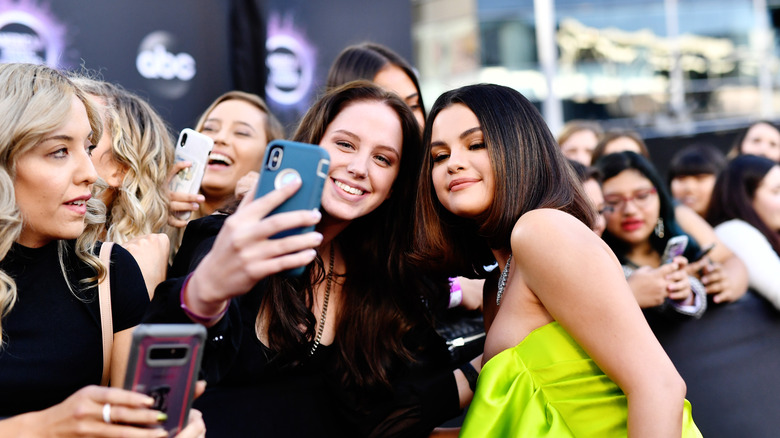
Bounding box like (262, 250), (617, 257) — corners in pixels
(123, 233), (170, 297)
(687, 257), (740, 304)
(167, 160), (205, 228)
(182, 176), (323, 325)
(626, 256), (692, 307)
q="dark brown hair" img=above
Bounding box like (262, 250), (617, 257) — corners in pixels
(413, 83), (596, 276)
(326, 42), (426, 122)
(261, 81), (430, 390)
(708, 154), (780, 256)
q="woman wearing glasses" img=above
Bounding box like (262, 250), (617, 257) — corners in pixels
(595, 152), (746, 321)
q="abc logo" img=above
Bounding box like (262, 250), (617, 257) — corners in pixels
(136, 31), (195, 99)
(136, 44), (195, 81)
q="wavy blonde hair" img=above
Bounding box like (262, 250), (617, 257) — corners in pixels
(0, 63), (106, 344)
(70, 77), (174, 245)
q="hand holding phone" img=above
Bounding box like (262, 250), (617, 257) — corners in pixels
(661, 235), (689, 265)
(169, 129), (213, 221)
(124, 324), (206, 437)
(254, 140), (329, 275)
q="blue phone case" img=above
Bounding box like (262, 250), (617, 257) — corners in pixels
(254, 140), (330, 276)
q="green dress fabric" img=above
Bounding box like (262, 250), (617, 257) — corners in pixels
(460, 322), (701, 437)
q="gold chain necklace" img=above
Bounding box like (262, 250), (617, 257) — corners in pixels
(309, 243), (335, 356)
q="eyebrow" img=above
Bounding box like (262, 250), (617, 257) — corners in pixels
(41, 134), (76, 143)
(430, 126), (482, 148)
(374, 144), (401, 159)
(205, 118), (257, 132)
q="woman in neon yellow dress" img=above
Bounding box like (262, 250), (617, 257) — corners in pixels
(414, 84), (701, 437)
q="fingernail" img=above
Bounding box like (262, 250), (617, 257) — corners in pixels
(157, 412), (168, 422)
(311, 209), (322, 220)
(197, 195), (206, 202)
(314, 232), (323, 243)
(307, 249), (318, 258)
(143, 395), (155, 406)
(191, 203), (200, 209)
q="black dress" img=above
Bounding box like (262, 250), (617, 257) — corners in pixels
(145, 215), (461, 438)
(0, 240), (149, 417)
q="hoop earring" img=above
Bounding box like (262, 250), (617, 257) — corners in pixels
(654, 218), (665, 238)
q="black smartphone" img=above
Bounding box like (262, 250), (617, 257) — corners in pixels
(254, 140), (330, 275)
(124, 324), (206, 437)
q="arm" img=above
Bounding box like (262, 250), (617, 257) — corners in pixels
(676, 204), (748, 302)
(512, 210), (686, 438)
(715, 220), (780, 309)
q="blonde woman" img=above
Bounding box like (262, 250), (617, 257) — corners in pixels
(169, 91), (284, 226)
(0, 63), (204, 437)
(70, 77), (174, 295)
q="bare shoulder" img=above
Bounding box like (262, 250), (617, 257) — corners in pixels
(511, 209), (596, 248)
(510, 208), (618, 270)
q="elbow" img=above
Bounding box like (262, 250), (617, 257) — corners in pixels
(659, 369), (688, 402)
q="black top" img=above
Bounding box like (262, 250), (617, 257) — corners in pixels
(146, 215), (461, 437)
(0, 240), (149, 416)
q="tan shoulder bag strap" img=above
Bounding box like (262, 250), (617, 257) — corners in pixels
(98, 242), (114, 386)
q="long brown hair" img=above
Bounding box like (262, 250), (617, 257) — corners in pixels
(413, 83), (596, 276)
(708, 154), (780, 256)
(260, 81), (430, 390)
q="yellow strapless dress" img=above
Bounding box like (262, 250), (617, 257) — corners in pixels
(460, 322), (701, 437)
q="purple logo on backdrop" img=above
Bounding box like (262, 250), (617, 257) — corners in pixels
(0, 0), (66, 67)
(136, 31), (196, 100)
(265, 13), (315, 107)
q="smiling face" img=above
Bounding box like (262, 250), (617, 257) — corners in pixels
(199, 99), (269, 205)
(13, 95), (98, 248)
(752, 165), (780, 231)
(741, 122), (780, 162)
(429, 103), (495, 219)
(670, 173), (717, 217)
(601, 169), (661, 246)
(318, 100), (403, 223)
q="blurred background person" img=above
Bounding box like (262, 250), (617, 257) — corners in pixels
(591, 129), (651, 164)
(667, 143), (727, 219)
(727, 120), (780, 162)
(557, 120), (603, 166)
(569, 159), (607, 236)
(707, 154), (780, 309)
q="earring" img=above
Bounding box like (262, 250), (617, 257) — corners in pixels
(654, 218), (665, 238)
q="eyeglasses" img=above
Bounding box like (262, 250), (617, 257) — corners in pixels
(603, 187), (658, 212)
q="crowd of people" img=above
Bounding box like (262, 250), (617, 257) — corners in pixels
(0, 38), (778, 437)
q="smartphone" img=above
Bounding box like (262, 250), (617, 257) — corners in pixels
(169, 128), (214, 220)
(661, 235), (689, 264)
(254, 140), (330, 275)
(124, 324), (206, 437)
(693, 243), (716, 262)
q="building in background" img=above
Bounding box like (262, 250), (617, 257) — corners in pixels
(412, 0), (780, 171)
